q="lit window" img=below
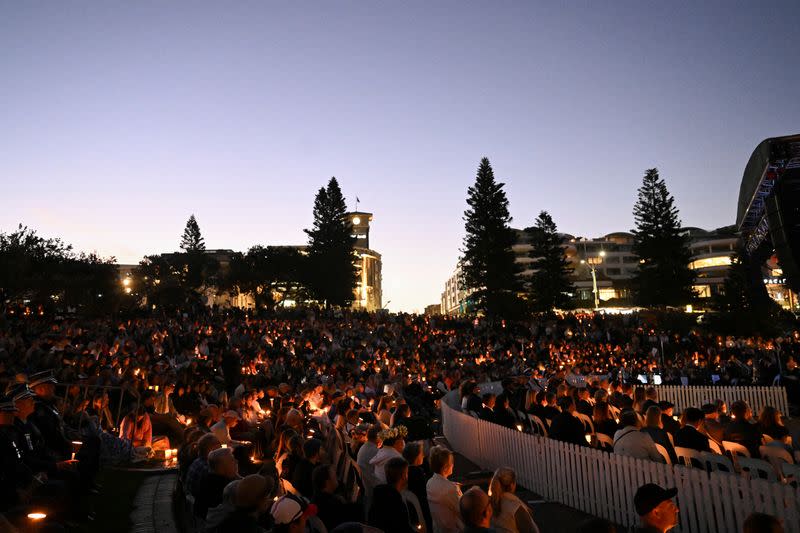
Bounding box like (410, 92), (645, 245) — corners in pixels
(689, 256), (732, 270)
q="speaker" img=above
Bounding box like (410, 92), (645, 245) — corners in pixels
(765, 168), (800, 292)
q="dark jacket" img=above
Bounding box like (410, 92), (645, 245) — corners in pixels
(492, 407), (516, 430)
(674, 425), (711, 453)
(194, 473), (232, 518)
(407, 465), (432, 532)
(641, 427), (677, 463)
(314, 491), (362, 531)
(724, 420), (762, 458)
(661, 414), (680, 436)
(291, 458), (316, 498)
(368, 484), (415, 533)
(548, 413), (587, 447)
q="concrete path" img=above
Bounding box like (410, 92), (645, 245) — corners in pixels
(129, 472), (179, 533)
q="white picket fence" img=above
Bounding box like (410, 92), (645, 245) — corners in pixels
(654, 385), (789, 416)
(442, 390), (800, 533)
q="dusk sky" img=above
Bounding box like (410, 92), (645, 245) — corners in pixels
(2, 2), (799, 312)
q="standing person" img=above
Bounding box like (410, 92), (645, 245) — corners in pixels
(368, 457), (415, 533)
(370, 426), (406, 485)
(312, 464), (362, 531)
(403, 442), (433, 533)
(459, 487), (494, 533)
(632, 484), (679, 533)
(357, 425), (382, 494)
(426, 446), (463, 533)
(488, 468), (539, 533)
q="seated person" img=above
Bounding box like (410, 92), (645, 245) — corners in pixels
(613, 410), (664, 463)
(194, 447), (240, 519)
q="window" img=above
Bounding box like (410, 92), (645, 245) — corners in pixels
(605, 268), (621, 276)
(693, 285), (711, 298)
(689, 256), (732, 270)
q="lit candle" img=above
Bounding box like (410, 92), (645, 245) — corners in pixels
(165, 449), (172, 459)
(221, 444), (227, 449)
(71, 452), (76, 461)
(516, 424), (523, 432)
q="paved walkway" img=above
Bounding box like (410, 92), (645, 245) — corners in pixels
(129, 471), (179, 533)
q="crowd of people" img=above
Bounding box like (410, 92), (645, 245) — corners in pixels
(0, 307), (797, 532)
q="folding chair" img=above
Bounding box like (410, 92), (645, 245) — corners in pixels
(738, 457), (777, 482)
(701, 452), (734, 474)
(655, 443), (672, 465)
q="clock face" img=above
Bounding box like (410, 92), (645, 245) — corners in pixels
(352, 217), (361, 225)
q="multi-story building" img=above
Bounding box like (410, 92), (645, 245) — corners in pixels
(119, 211), (383, 312)
(439, 226), (741, 314)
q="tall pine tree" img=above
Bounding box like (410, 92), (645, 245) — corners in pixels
(180, 215), (206, 252)
(526, 211), (573, 312)
(305, 177), (358, 307)
(461, 157), (522, 318)
(631, 168), (695, 306)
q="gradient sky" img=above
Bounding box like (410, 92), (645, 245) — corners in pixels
(2, 2), (799, 312)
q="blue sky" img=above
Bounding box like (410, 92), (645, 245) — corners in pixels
(1, 1), (799, 312)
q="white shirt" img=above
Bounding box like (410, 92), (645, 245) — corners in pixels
(426, 473), (463, 533)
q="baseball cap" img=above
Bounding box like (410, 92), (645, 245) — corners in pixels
(271, 494), (317, 525)
(634, 483), (677, 516)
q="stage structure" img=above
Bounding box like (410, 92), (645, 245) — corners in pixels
(737, 134), (800, 299)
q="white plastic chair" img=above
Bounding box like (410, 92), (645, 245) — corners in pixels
(527, 414), (548, 437)
(708, 439), (722, 455)
(674, 446), (704, 469)
(722, 441), (751, 458)
(781, 462), (800, 487)
(738, 457), (777, 482)
(655, 443), (672, 465)
(701, 452), (734, 473)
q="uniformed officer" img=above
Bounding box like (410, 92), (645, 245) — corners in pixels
(0, 393), (35, 512)
(8, 383), (71, 474)
(28, 370), (71, 460)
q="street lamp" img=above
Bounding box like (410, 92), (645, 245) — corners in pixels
(580, 250), (605, 310)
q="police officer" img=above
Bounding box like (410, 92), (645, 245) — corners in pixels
(28, 370), (71, 460)
(0, 393), (35, 513)
(8, 383), (72, 475)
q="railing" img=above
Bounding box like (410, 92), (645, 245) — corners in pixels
(654, 385), (789, 416)
(442, 388), (800, 533)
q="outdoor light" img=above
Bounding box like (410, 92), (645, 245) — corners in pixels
(28, 513), (47, 521)
(599, 250), (606, 257)
(353, 216), (361, 225)
(123, 278), (131, 287)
